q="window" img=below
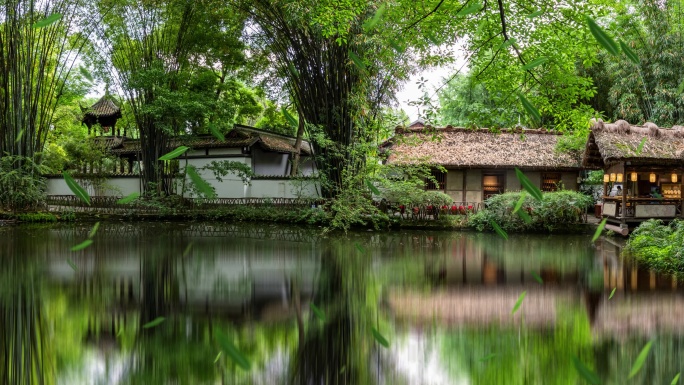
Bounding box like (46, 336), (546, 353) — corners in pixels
(483, 173), (505, 200)
(426, 169), (446, 190)
(542, 173), (561, 192)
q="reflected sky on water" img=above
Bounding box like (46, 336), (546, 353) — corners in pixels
(0, 222), (682, 384)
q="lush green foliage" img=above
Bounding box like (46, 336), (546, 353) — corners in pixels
(468, 191), (593, 233)
(0, 156), (48, 211)
(625, 219), (684, 276)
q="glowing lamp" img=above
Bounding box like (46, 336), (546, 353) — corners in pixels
(650, 173), (656, 183)
(630, 172), (638, 182)
(672, 173), (678, 183)
(610, 173), (616, 182)
(617, 173), (623, 183)
(603, 174), (610, 183)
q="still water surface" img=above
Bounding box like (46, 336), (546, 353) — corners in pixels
(1, 222), (683, 384)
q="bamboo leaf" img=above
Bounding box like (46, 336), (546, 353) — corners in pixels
(15, 129), (24, 143)
(635, 137), (647, 155)
(366, 179), (380, 195)
(216, 329), (251, 370)
(511, 291), (526, 314)
(372, 327), (390, 348)
(159, 146), (189, 161)
(496, 38), (517, 51)
(571, 355), (601, 384)
(213, 351), (222, 363)
(79, 66), (94, 82)
(512, 192), (526, 213)
(33, 13), (62, 28)
(515, 168), (543, 201)
(349, 51), (366, 71)
(678, 79), (684, 94)
(142, 316), (166, 329)
(67, 259), (77, 271)
(88, 222), (100, 239)
(71, 239), (93, 251)
(522, 57), (549, 70)
(609, 288), (616, 299)
(208, 124), (225, 141)
(363, 3), (386, 31)
(186, 165), (217, 198)
(619, 40), (639, 64)
(63, 171), (91, 205)
(117, 192), (140, 204)
(672, 373), (680, 385)
(527, 10), (544, 18)
(518, 94), (541, 123)
(592, 218), (607, 242)
(457, 2), (483, 16)
(480, 353), (497, 362)
(355, 242), (366, 254)
(531, 271), (543, 284)
(183, 242), (193, 257)
(491, 220), (508, 240)
(388, 38), (406, 53)
(282, 108), (298, 128)
(586, 16), (619, 56)
(310, 303), (326, 322)
(628, 340), (654, 379)
(517, 209), (532, 223)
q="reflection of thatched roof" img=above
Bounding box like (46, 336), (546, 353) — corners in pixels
(110, 125), (312, 156)
(582, 120), (684, 168)
(383, 127), (581, 170)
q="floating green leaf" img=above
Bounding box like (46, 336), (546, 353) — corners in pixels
(349, 51), (366, 71)
(628, 340), (653, 379)
(159, 146), (189, 161)
(116, 328), (123, 337)
(310, 303), (326, 322)
(619, 40), (639, 64)
(388, 38), (406, 53)
(33, 13), (62, 28)
(527, 10), (544, 18)
(183, 242), (193, 257)
(457, 2), (483, 16)
(497, 38), (517, 51)
(15, 129), (24, 143)
(186, 165), (217, 198)
(531, 271), (543, 284)
(515, 168), (543, 201)
(79, 66), (94, 82)
(491, 220), (508, 240)
(63, 171), (91, 205)
(518, 94), (541, 123)
(672, 373), (681, 385)
(512, 192), (526, 213)
(517, 209), (532, 223)
(571, 355), (601, 384)
(366, 180), (380, 195)
(363, 3), (386, 31)
(522, 57), (549, 70)
(208, 124), (225, 141)
(117, 192), (139, 204)
(67, 258), (77, 271)
(71, 239), (93, 252)
(372, 327), (390, 348)
(592, 218), (607, 242)
(282, 108), (298, 128)
(355, 242), (366, 254)
(88, 222), (100, 239)
(635, 137), (647, 155)
(480, 353), (497, 362)
(586, 16), (619, 56)
(216, 330), (251, 370)
(213, 351), (222, 363)
(678, 79), (684, 94)
(511, 291), (526, 314)
(609, 288), (616, 299)
(142, 316), (166, 329)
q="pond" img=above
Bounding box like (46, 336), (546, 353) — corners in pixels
(1, 222), (683, 384)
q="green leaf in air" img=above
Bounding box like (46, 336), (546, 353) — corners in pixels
(511, 291), (526, 314)
(515, 168), (543, 201)
(518, 94), (541, 123)
(142, 316), (166, 329)
(678, 79), (684, 94)
(349, 51), (366, 71)
(592, 218), (607, 242)
(586, 16), (619, 56)
(480, 353), (497, 362)
(672, 373), (681, 385)
(531, 271), (543, 284)
(67, 258), (77, 271)
(282, 108), (298, 128)
(63, 171), (91, 205)
(213, 351), (222, 363)
(619, 40), (639, 64)
(310, 303), (326, 322)
(609, 288), (616, 299)
(88, 222), (100, 239)
(628, 340), (654, 379)
(491, 220), (508, 240)
(186, 165), (217, 198)
(33, 13), (62, 28)
(71, 239), (93, 252)
(355, 242), (366, 254)
(372, 327), (390, 348)
(457, 2), (483, 16)
(527, 10), (544, 18)
(363, 3), (386, 31)
(183, 242), (193, 257)
(216, 329), (251, 370)
(512, 192), (526, 213)
(79, 66), (94, 82)
(159, 146), (189, 161)
(635, 137), (647, 155)
(388, 38), (406, 53)
(517, 209), (532, 223)
(522, 57), (549, 70)
(571, 355), (601, 385)
(208, 124), (225, 141)
(15, 129), (24, 143)
(496, 38), (517, 51)
(117, 192), (140, 204)
(366, 179), (380, 195)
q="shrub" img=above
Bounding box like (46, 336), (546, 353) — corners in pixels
(468, 190), (593, 233)
(0, 155), (48, 211)
(625, 219), (684, 276)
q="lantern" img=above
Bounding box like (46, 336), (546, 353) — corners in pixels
(617, 173), (623, 183)
(672, 173), (678, 183)
(603, 174), (610, 183)
(610, 173), (616, 182)
(630, 172), (638, 182)
(650, 173), (656, 183)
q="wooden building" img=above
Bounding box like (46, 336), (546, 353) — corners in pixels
(381, 125), (583, 203)
(583, 119), (684, 228)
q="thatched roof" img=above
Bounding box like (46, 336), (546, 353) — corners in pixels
(84, 96), (121, 119)
(582, 119), (684, 168)
(109, 125), (312, 156)
(382, 126), (582, 170)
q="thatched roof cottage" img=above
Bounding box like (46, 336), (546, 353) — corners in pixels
(381, 126), (583, 203)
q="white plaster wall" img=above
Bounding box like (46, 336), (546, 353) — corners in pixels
(47, 177), (140, 197)
(299, 157), (317, 176)
(246, 179), (319, 198)
(184, 157), (251, 198)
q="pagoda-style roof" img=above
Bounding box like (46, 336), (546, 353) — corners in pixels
(83, 96), (122, 129)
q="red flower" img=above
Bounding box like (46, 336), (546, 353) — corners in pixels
(412, 207), (419, 213)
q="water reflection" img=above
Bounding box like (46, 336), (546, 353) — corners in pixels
(0, 223), (682, 384)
